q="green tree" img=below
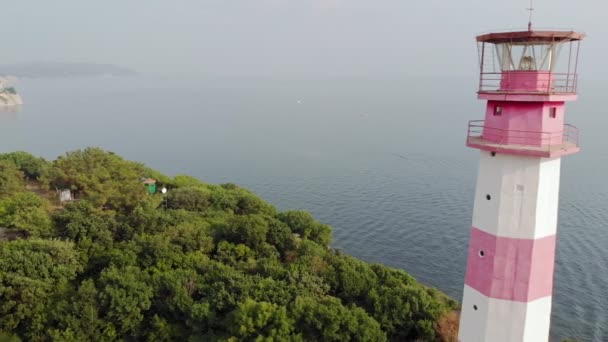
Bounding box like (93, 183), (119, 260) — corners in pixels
(120, 195), (171, 239)
(97, 266), (153, 337)
(142, 315), (185, 342)
(322, 254), (378, 302)
(365, 284), (447, 341)
(0, 192), (52, 238)
(87, 244), (139, 274)
(209, 187), (239, 212)
(225, 299), (299, 341)
(0, 161), (25, 197)
(147, 267), (210, 335)
(286, 271), (330, 299)
(171, 175), (209, 189)
(222, 215), (269, 251)
(232, 190), (276, 216)
(215, 241), (256, 267)
(277, 211), (331, 246)
(207, 185), (276, 216)
(0, 332), (21, 342)
(162, 221), (214, 255)
(292, 296), (386, 342)
(53, 200), (116, 249)
(0, 152), (49, 180)
(42, 148), (147, 210)
(0, 239), (82, 340)
(265, 218), (296, 257)
(165, 187), (211, 212)
(48, 279), (117, 342)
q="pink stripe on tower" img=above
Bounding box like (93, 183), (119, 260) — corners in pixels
(464, 227), (556, 302)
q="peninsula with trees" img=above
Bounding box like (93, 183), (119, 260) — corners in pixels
(0, 148), (458, 341)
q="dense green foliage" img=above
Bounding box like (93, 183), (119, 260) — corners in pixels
(0, 148), (457, 341)
(0, 193), (53, 238)
(0, 161), (25, 196)
(0, 152), (49, 180)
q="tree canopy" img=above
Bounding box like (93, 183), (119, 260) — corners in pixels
(0, 161), (25, 196)
(0, 152), (49, 180)
(0, 149), (458, 341)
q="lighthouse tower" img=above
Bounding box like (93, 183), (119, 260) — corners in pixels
(458, 28), (585, 341)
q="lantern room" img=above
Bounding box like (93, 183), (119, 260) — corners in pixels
(467, 29), (585, 158)
(477, 30), (584, 96)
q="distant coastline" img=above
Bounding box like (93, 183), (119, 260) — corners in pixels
(0, 62), (138, 78)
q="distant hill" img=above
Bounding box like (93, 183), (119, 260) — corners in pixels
(0, 62), (138, 78)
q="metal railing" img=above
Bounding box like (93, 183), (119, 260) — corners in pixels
(479, 72), (578, 94)
(467, 120), (579, 152)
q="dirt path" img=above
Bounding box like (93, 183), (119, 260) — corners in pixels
(25, 180), (62, 210)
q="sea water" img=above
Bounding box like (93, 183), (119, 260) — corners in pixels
(1, 76), (606, 341)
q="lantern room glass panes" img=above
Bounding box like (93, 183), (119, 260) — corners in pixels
(478, 36), (582, 94)
(493, 42), (565, 72)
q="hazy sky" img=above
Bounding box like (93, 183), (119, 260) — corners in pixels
(2, 0), (606, 79)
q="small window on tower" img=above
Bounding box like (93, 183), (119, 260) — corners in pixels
(549, 107), (557, 118)
(494, 106), (503, 116)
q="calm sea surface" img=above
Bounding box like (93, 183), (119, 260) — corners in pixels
(1, 76), (606, 341)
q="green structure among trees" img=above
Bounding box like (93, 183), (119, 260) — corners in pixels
(0, 148), (458, 341)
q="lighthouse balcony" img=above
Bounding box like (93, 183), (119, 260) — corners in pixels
(466, 120), (580, 158)
(478, 71), (579, 102)
(479, 71), (578, 94)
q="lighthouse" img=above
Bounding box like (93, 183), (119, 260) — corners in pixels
(458, 28), (585, 341)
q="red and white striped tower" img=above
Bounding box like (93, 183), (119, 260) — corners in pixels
(458, 29), (585, 341)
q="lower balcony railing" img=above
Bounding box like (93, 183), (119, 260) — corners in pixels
(466, 120), (580, 156)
